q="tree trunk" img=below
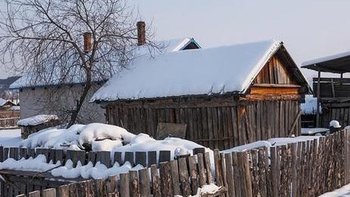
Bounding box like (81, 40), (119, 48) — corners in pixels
(67, 67), (92, 127)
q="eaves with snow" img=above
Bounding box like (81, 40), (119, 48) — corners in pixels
(9, 37), (200, 89)
(0, 98), (14, 107)
(91, 40), (309, 102)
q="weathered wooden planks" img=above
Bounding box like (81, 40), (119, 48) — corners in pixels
(8, 130), (350, 197)
(106, 94), (301, 150)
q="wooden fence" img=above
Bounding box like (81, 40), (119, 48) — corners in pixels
(214, 129), (350, 197)
(0, 147), (208, 197)
(3, 129), (350, 197)
(0, 146), (207, 168)
(14, 152), (217, 197)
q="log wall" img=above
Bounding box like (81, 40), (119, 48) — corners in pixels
(106, 96), (301, 150)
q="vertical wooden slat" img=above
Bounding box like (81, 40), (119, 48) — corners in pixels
(125, 152), (134, 166)
(345, 129), (350, 184)
(188, 156), (199, 195)
(170, 160), (181, 195)
(129, 171), (139, 197)
(159, 151), (171, 163)
(139, 168), (150, 197)
(225, 153), (235, 197)
(291, 143), (298, 197)
(178, 157), (191, 196)
(120, 173), (130, 197)
(87, 152), (97, 165)
(258, 148), (268, 197)
(238, 151), (253, 197)
(148, 151), (157, 167)
(105, 176), (117, 194)
(41, 188), (56, 197)
(197, 153), (207, 187)
(151, 164), (161, 197)
(28, 190), (40, 197)
(204, 152), (213, 184)
(160, 162), (173, 197)
(232, 152), (241, 196)
(214, 150), (223, 187)
(270, 146), (279, 197)
(96, 151), (111, 167)
(114, 152), (122, 165)
(135, 152), (147, 167)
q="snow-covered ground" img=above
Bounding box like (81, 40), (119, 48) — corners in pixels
(0, 128), (21, 147)
(319, 184), (350, 197)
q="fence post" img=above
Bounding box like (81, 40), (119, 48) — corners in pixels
(235, 151), (253, 197)
(28, 190), (40, 197)
(139, 168), (150, 197)
(41, 188), (56, 197)
(345, 128), (350, 184)
(120, 173), (130, 197)
(150, 164), (161, 197)
(225, 153), (235, 197)
(160, 162), (173, 197)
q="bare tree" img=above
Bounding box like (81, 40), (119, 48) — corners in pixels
(0, 0), (156, 126)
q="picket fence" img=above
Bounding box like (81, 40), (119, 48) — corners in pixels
(2, 129), (350, 197)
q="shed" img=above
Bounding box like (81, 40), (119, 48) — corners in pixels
(17, 114), (60, 138)
(92, 40), (310, 150)
(302, 50), (350, 128)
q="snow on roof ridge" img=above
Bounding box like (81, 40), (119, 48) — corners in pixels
(91, 39), (282, 102)
(240, 40), (281, 93)
(302, 50), (350, 66)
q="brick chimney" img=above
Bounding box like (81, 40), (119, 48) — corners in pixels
(83, 32), (92, 53)
(137, 21), (146, 46)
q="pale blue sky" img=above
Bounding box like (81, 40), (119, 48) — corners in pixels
(134, 0), (350, 79)
(2, 0), (350, 79)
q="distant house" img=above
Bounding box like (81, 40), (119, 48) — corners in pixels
(0, 76), (21, 104)
(0, 98), (15, 110)
(302, 51), (350, 128)
(91, 40), (311, 150)
(9, 37), (201, 123)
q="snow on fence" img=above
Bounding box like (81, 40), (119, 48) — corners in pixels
(4, 129), (350, 197)
(13, 152), (218, 197)
(0, 147), (208, 197)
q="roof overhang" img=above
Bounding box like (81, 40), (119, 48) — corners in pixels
(302, 53), (350, 73)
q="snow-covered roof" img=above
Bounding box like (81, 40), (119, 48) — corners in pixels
(10, 38), (200, 89)
(17, 114), (59, 127)
(91, 40), (285, 102)
(302, 51), (350, 68)
(0, 98), (14, 107)
(0, 98), (8, 106)
(302, 50), (350, 73)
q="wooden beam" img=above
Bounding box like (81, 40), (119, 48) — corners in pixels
(316, 68), (321, 127)
(252, 84), (301, 88)
(249, 86), (299, 96)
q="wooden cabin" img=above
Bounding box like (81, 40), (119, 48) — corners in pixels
(92, 40), (310, 150)
(302, 52), (350, 128)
